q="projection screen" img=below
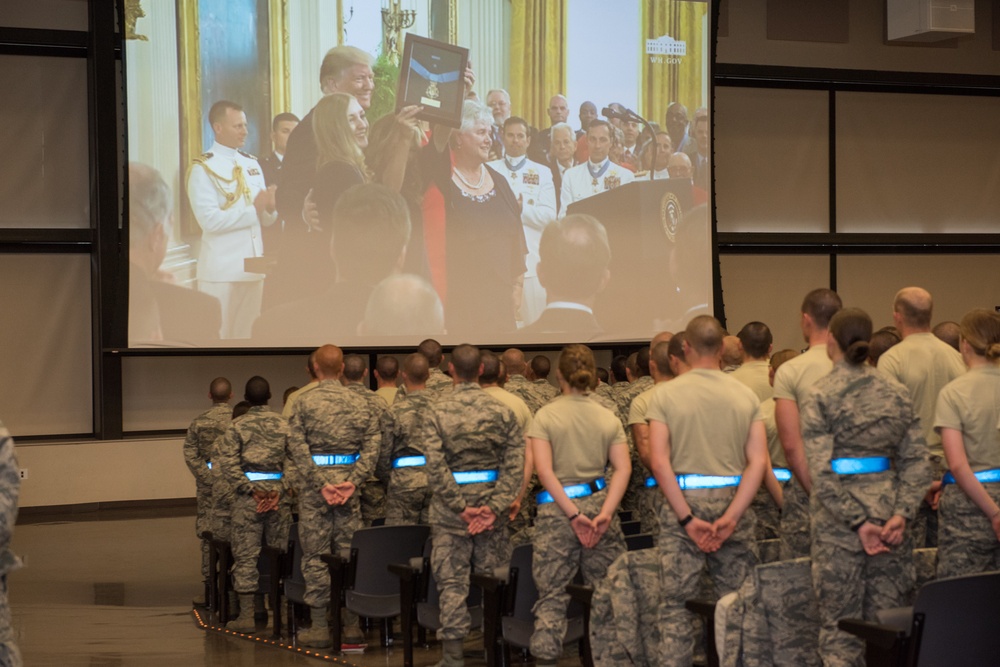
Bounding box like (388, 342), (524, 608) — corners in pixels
(125, 0), (713, 348)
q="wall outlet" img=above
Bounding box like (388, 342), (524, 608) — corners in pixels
(18, 469), (27, 480)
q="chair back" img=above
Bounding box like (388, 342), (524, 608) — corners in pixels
(344, 524), (430, 619)
(501, 543), (585, 649)
(283, 522), (306, 604)
(911, 571), (1000, 667)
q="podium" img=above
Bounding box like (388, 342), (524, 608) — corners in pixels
(565, 178), (710, 335)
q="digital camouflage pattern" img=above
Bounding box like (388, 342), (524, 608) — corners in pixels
(780, 478), (812, 560)
(937, 482), (1000, 578)
(612, 376), (655, 522)
(377, 389), (437, 525)
(504, 374), (545, 414)
(395, 367), (453, 401)
(590, 548), (662, 666)
(531, 378), (559, 404)
(0, 421), (22, 667)
(530, 492), (625, 660)
(345, 383), (389, 525)
(420, 382), (525, 640)
(800, 363), (931, 667)
(287, 379), (381, 610)
(183, 402), (231, 575)
(214, 406), (292, 593)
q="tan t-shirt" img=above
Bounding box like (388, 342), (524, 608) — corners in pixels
(731, 359), (773, 403)
(282, 380), (319, 418)
(773, 344), (832, 404)
(527, 394), (625, 483)
(628, 386), (658, 426)
(879, 332), (966, 457)
(759, 397), (787, 468)
(934, 365), (1000, 472)
(645, 368), (762, 476)
(484, 386), (533, 432)
(375, 386), (398, 407)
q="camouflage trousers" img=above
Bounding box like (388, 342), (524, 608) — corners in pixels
(210, 478), (235, 543)
(810, 504), (914, 667)
(298, 487), (362, 610)
(530, 491), (625, 660)
(657, 490), (759, 667)
(639, 484), (661, 537)
(196, 481), (213, 578)
(780, 478), (812, 560)
(384, 468), (432, 526)
(230, 493), (292, 594)
(360, 478), (386, 526)
(508, 476), (539, 547)
(909, 457), (944, 549)
(430, 502), (511, 641)
(0, 576), (21, 667)
(937, 482), (1000, 578)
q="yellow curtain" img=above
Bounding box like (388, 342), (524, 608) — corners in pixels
(641, 0), (708, 128)
(509, 0), (567, 130)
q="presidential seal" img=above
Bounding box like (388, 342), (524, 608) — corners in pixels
(660, 192), (682, 243)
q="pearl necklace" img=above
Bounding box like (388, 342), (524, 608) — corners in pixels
(453, 164), (486, 190)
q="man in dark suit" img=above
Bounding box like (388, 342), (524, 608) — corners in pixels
(529, 94), (570, 165)
(259, 112), (299, 261)
(521, 213), (610, 338)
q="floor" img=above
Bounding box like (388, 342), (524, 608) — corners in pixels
(8, 509), (574, 666)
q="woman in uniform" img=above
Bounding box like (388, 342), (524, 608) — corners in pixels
(934, 308), (1000, 576)
(526, 344), (631, 666)
(800, 308), (931, 667)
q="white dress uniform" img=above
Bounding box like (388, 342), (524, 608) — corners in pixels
(187, 141), (276, 339)
(487, 154), (557, 327)
(557, 157), (635, 218)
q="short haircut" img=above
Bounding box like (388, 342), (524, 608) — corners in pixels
(129, 163), (173, 244)
(363, 274), (444, 336)
(282, 386), (299, 404)
(650, 341), (673, 377)
(486, 88), (510, 103)
(801, 288), (843, 329)
(459, 99), (494, 133)
(633, 347), (651, 378)
(737, 321), (773, 359)
(502, 348), (526, 375)
(319, 46), (373, 89)
(342, 354), (367, 382)
(769, 348), (798, 372)
(272, 112), (299, 130)
(314, 344), (344, 377)
(550, 122), (574, 141)
(868, 329), (901, 366)
(451, 344), (481, 382)
(480, 351), (502, 384)
(503, 116), (530, 134)
(530, 355), (552, 380)
(932, 320), (961, 352)
(244, 376), (270, 406)
(402, 352), (430, 384)
(208, 100), (242, 127)
(893, 287), (933, 329)
(685, 315), (724, 356)
(625, 353), (639, 378)
(538, 214), (611, 302)
(209, 377), (232, 402)
(418, 339), (445, 367)
(667, 332), (687, 364)
(610, 355), (627, 383)
(376, 356), (398, 381)
(331, 183), (411, 282)
(232, 400), (252, 419)
(587, 119), (613, 137)
(596, 367), (609, 383)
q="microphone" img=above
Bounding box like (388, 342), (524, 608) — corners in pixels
(602, 106), (642, 122)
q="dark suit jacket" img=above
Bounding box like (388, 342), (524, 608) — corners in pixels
(130, 271), (222, 345)
(275, 109), (316, 228)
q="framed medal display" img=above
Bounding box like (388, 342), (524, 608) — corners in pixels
(396, 33), (469, 128)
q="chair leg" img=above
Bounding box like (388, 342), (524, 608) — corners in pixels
(206, 538), (218, 612)
(328, 559), (344, 650)
(380, 617), (392, 648)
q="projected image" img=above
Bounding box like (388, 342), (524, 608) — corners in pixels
(125, 0), (712, 348)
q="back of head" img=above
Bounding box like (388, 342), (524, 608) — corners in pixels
(209, 377), (232, 402)
(314, 344), (345, 378)
(668, 332), (688, 366)
(232, 400), (252, 419)
(363, 274), (444, 336)
(402, 352), (430, 384)
(376, 355), (399, 381)
(418, 339), (445, 367)
(480, 351), (502, 385)
(558, 344), (597, 392)
(128, 162), (172, 245)
(610, 355), (627, 383)
(625, 353), (639, 379)
(802, 288), (843, 330)
(868, 329), (901, 366)
(650, 331), (673, 351)
(530, 355), (552, 380)
(320, 45), (372, 91)
(959, 309), (1000, 361)
(651, 341), (673, 378)
(893, 287), (933, 330)
(502, 348), (527, 376)
(829, 308), (873, 365)
(932, 320), (962, 352)
(737, 321), (772, 360)
(244, 376), (271, 406)
(342, 354), (367, 382)
(450, 344), (481, 382)
(720, 335), (742, 368)
(769, 348), (799, 373)
(538, 214), (611, 302)
(283, 385), (299, 405)
(685, 315), (724, 357)
(634, 347), (651, 378)
(332, 183), (411, 283)
(307, 351), (319, 379)
(597, 367), (610, 384)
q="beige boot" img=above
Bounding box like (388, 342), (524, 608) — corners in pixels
(225, 594), (256, 633)
(431, 639), (465, 667)
(297, 606), (333, 648)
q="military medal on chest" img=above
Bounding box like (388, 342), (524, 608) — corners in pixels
(588, 158), (610, 191)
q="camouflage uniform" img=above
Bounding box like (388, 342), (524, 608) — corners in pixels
(0, 422), (22, 667)
(396, 367), (453, 401)
(287, 380), (381, 611)
(377, 389), (436, 525)
(590, 549), (662, 666)
(801, 363), (930, 667)
(214, 405), (293, 594)
(617, 376), (655, 531)
(504, 374), (545, 414)
(937, 484), (1000, 577)
(182, 402), (231, 576)
(531, 378), (559, 405)
(594, 382), (615, 403)
(418, 382), (525, 641)
(345, 383), (388, 526)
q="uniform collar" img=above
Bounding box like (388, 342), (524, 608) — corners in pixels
(211, 141), (239, 159)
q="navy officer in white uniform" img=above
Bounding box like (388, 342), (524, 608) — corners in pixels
(558, 119), (634, 218)
(187, 100), (277, 339)
(487, 116), (557, 327)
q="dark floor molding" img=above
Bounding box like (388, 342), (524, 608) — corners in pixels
(17, 497), (197, 524)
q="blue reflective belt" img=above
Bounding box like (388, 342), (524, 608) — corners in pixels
(645, 476), (658, 489)
(245, 471), (283, 481)
(206, 462), (213, 470)
(452, 469), (498, 485)
(676, 474), (741, 490)
(537, 478), (607, 504)
(773, 468), (792, 482)
(942, 468), (1000, 486)
(831, 457), (891, 475)
(393, 455), (427, 469)
(312, 453), (360, 467)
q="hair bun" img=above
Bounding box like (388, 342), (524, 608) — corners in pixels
(845, 340), (870, 365)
